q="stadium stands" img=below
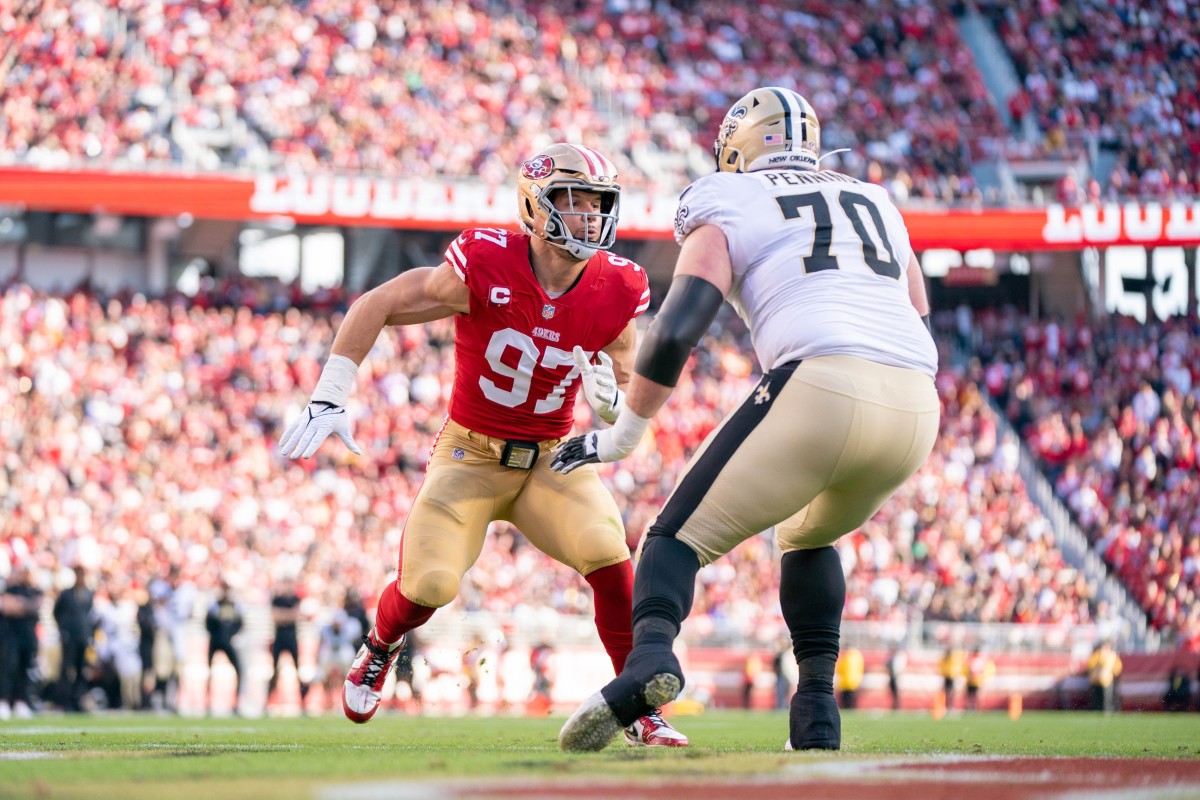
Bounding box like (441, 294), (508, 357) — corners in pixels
(969, 307), (1200, 649)
(10, 0), (1185, 202)
(982, 0), (1200, 203)
(1, 284), (1099, 644)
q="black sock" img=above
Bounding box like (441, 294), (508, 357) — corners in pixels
(600, 535), (700, 725)
(779, 547), (844, 691)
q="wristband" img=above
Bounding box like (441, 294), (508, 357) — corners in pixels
(310, 353), (359, 407)
(610, 406), (651, 454)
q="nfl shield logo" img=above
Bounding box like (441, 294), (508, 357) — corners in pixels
(452, 448), (466, 461)
(542, 304), (555, 319)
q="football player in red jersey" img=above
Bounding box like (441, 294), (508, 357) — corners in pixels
(279, 143), (687, 747)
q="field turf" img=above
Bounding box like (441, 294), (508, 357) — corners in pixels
(2, 710), (1199, 800)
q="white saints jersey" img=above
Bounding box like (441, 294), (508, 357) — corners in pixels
(673, 169), (938, 377)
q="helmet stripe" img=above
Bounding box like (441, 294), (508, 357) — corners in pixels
(768, 88), (793, 143)
(571, 144), (603, 178)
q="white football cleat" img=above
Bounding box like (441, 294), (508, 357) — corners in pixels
(342, 630), (403, 724)
(625, 709), (689, 747)
(559, 673), (681, 753)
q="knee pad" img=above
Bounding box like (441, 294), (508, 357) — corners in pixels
(403, 569), (460, 608)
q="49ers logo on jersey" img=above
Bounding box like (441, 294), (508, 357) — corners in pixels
(522, 156), (554, 179)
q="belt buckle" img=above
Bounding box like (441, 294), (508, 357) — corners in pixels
(500, 440), (540, 470)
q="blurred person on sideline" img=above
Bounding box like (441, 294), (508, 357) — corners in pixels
(1, 565), (44, 720)
(773, 637), (799, 711)
(939, 645), (966, 711)
(528, 642), (555, 715)
(205, 581), (244, 715)
(835, 646), (864, 710)
(886, 645), (907, 711)
(280, 143), (687, 747)
(317, 608), (363, 713)
(965, 647), (996, 711)
(52, 565), (93, 712)
(267, 575), (310, 711)
(555, 87), (939, 752)
(391, 632), (423, 714)
(1163, 664), (1191, 712)
(1087, 640), (1122, 713)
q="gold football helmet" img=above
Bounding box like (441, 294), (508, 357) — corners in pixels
(517, 143), (621, 260)
(713, 87), (821, 173)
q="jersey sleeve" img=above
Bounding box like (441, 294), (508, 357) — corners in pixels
(673, 175), (733, 245)
(630, 260), (651, 319)
(443, 230), (475, 284)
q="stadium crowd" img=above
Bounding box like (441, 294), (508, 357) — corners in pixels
(1, 280), (1115, 715)
(983, 0), (1200, 203)
(8, 0), (1181, 205)
(966, 307), (1200, 650)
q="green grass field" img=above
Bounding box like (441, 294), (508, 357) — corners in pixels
(2, 711), (1199, 800)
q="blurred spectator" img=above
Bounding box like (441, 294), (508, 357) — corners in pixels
(205, 581), (245, 714)
(772, 636), (798, 711)
(965, 646), (995, 710)
(939, 644), (966, 710)
(317, 607), (363, 713)
(1163, 664), (1191, 712)
(267, 575), (309, 710)
(527, 642), (554, 715)
(391, 631), (423, 715)
(1087, 640), (1122, 713)
(886, 645), (907, 710)
(0, 565), (43, 720)
(53, 565), (93, 712)
(835, 646), (865, 710)
(91, 578), (143, 710)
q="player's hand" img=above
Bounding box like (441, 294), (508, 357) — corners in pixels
(279, 402), (363, 459)
(552, 429), (633, 474)
(572, 346), (622, 424)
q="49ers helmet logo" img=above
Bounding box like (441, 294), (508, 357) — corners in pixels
(521, 155), (554, 179)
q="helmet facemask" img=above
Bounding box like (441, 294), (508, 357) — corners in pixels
(537, 182), (620, 260)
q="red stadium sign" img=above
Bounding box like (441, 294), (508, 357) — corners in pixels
(2, 167), (1199, 251)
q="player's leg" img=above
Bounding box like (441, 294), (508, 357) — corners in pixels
(509, 466), (632, 673)
(560, 362), (832, 751)
(344, 423), (517, 723)
(513, 466), (688, 747)
(776, 356), (939, 750)
(267, 638), (284, 698)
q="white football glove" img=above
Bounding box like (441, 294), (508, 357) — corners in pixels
(572, 345), (622, 424)
(551, 409), (652, 475)
(279, 402), (363, 459)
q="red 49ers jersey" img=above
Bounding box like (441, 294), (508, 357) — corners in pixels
(443, 228), (651, 441)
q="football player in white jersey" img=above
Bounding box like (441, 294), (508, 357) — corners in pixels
(554, 87), (941, 752)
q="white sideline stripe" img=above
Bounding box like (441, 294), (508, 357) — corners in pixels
(317, 760), (1200, 800)
(0, 752), (58, 760)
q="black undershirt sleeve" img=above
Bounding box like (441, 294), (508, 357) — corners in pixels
(634, 275), (725, 387)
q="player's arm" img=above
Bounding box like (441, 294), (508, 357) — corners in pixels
(280, 261), (469, 459)
(602, 318), (638, 387)
(330, 261), (470, 364)
(624, 224), (731, 418)
(906, 253), (932, 334)
(554, 225), (729, 472)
